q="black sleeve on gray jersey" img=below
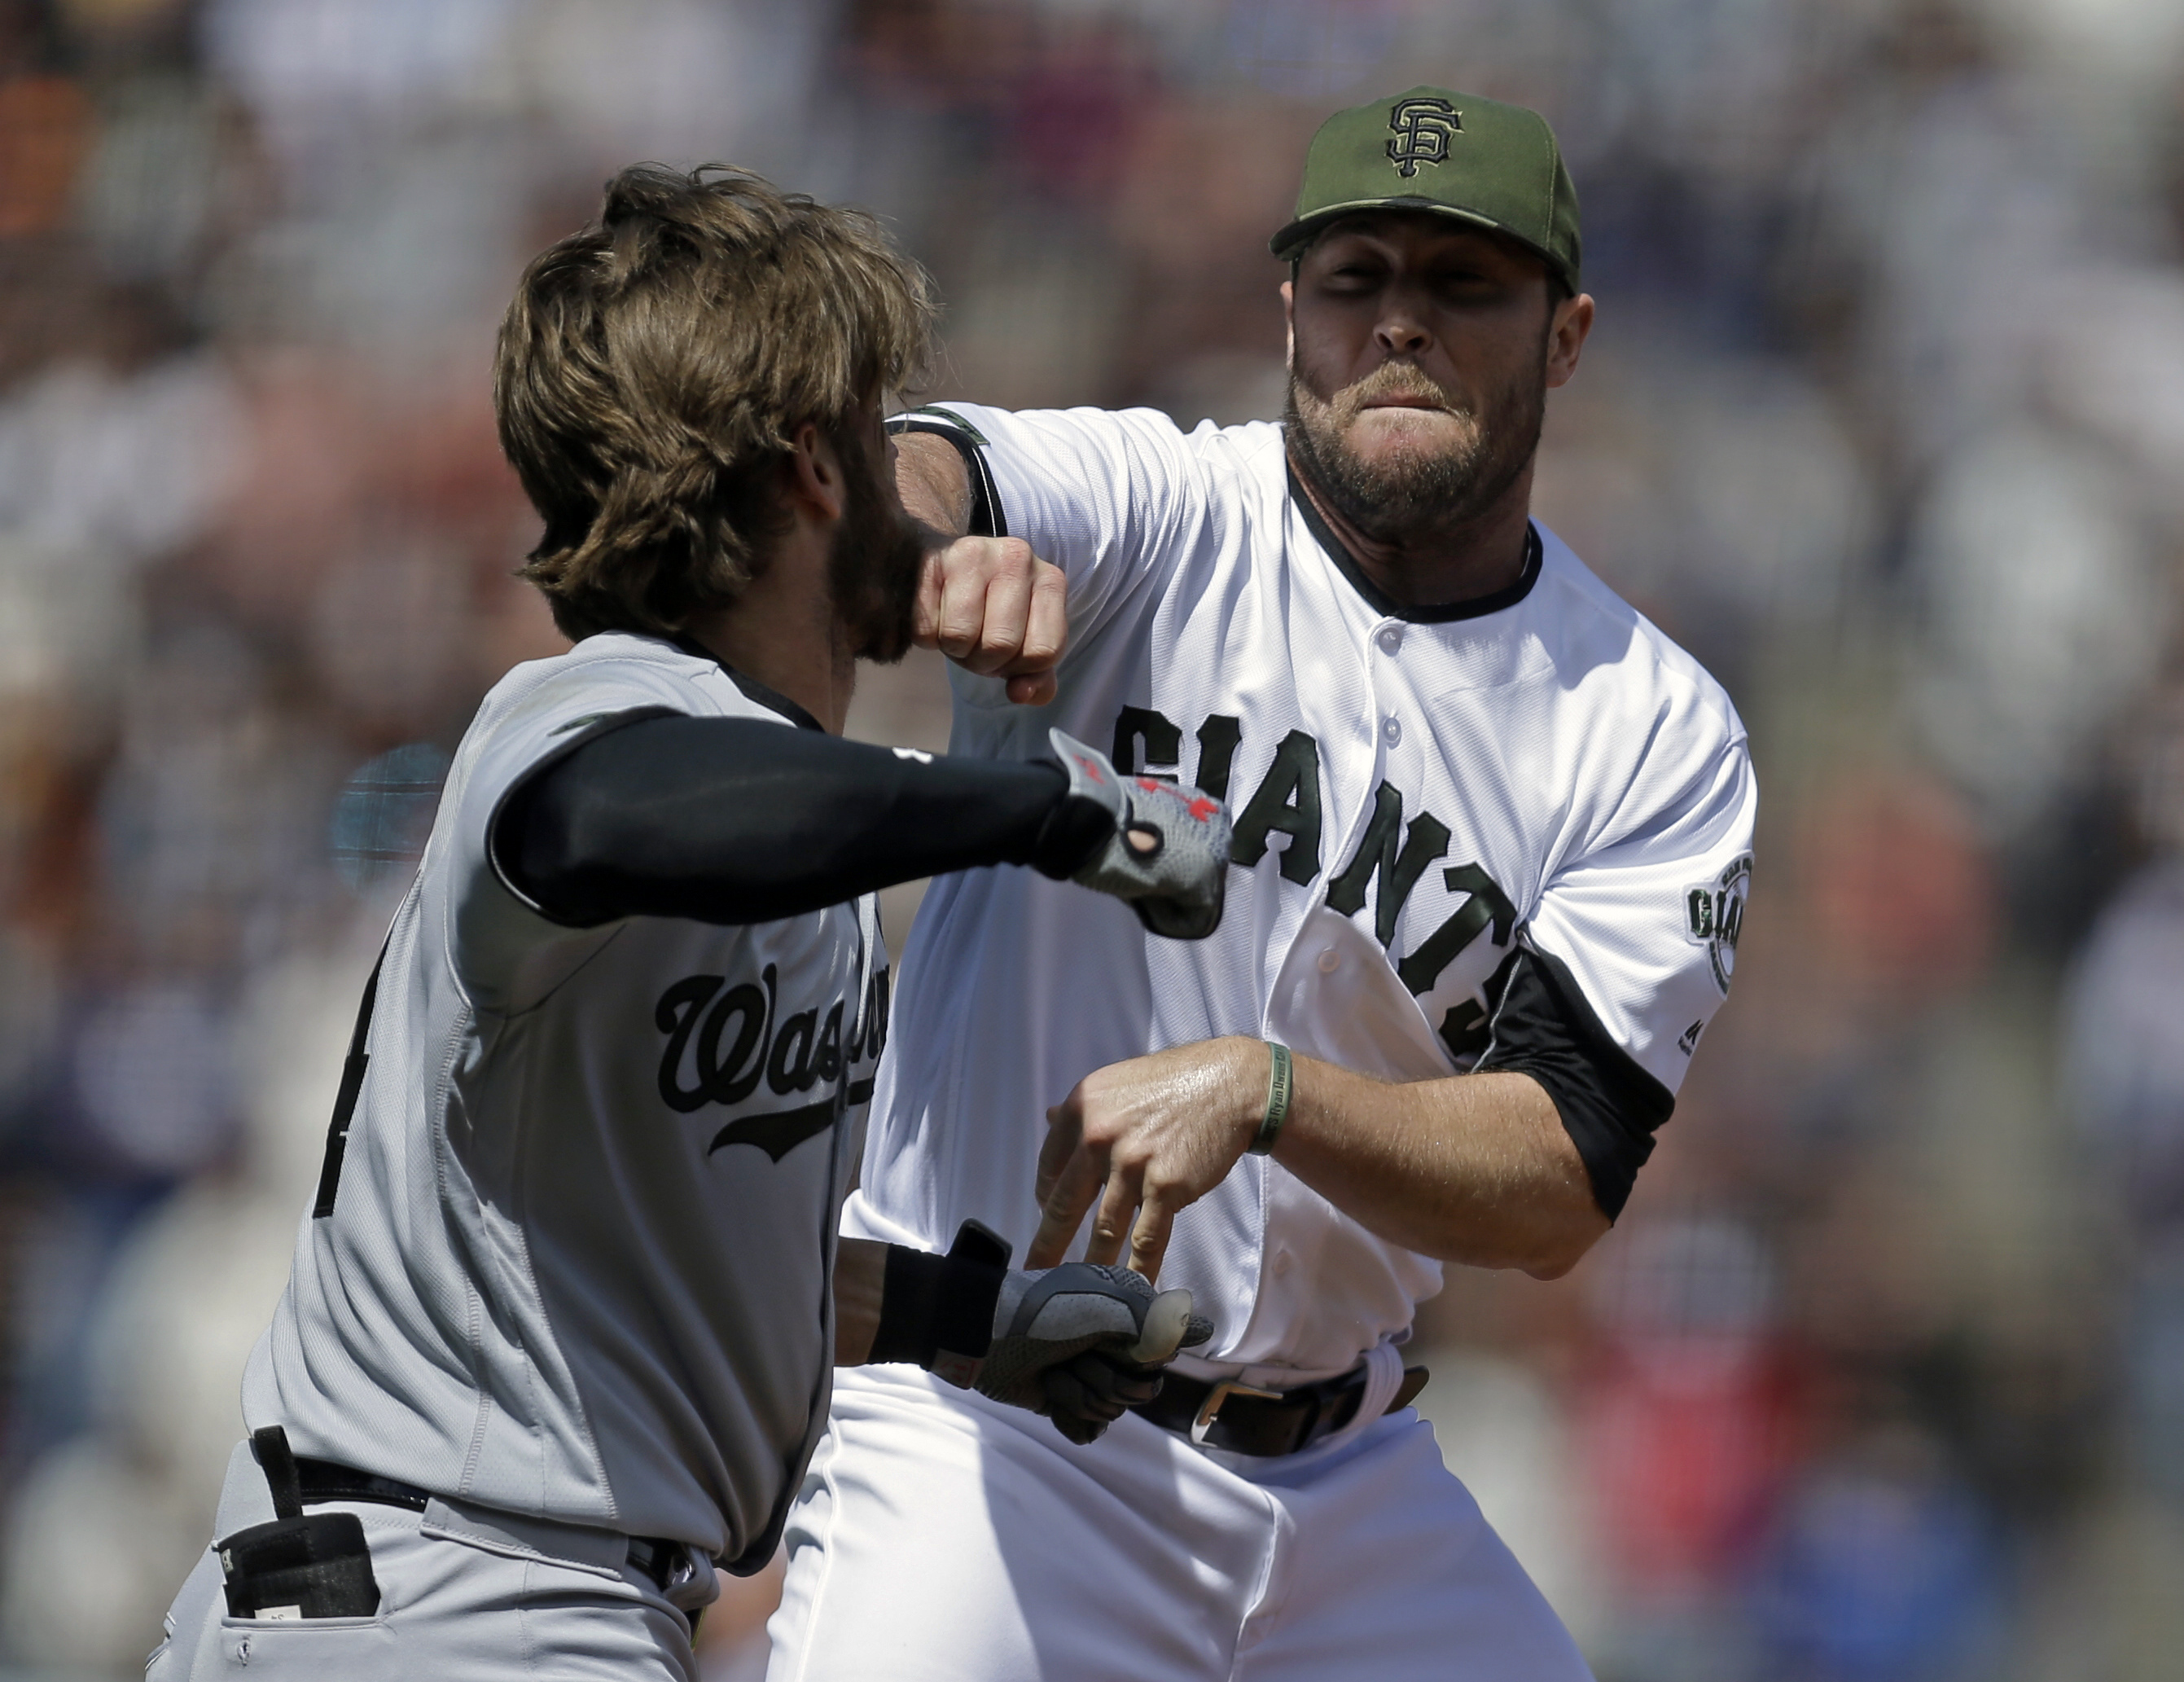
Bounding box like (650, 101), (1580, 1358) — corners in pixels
(888, 409), (1007, 539)
(1472, 944), (1676, 1221)
(491, 713), (1112, 928)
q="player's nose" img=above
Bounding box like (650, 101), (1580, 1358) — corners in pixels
(1373, 310), (1432, 355)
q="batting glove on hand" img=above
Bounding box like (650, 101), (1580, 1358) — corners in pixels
(874, 1224), (1213, 1444)
(1037, 729), (1230, 941)
(977, 1262), (1213, 1443)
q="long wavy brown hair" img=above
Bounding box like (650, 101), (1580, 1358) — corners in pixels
(494, 164), (936, 641)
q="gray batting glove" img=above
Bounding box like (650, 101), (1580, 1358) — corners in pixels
(1046, 729), (1231, 940)
(977, 1263), (1214, 1443)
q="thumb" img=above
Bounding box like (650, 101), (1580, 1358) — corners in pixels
(1006, 670), (1059, 706)
(911, 549), (948, 647)
(1125, 1289), (1197, 1365)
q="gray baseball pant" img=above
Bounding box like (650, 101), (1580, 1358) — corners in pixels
(149, 1441), (719, 1681)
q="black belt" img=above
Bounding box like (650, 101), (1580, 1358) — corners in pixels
(1131, 1364), (1430, 1457)
(292, 1458), (693, 1596)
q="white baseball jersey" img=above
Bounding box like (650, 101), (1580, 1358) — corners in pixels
(849, 405), (1756, 1386)
(243, 632), (888, 1566)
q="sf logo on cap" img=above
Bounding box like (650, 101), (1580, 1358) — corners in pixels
(1387, 97), (1459, 178)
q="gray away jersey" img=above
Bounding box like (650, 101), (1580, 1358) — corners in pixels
(244, 633), (888, 1566)
(852, 406), (1756, 1386)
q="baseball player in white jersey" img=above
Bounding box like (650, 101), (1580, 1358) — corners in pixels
(765, 89), (1757, 1680)
(145, 165), (1232, 1681)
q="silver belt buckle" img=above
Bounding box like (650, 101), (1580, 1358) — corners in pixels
(1190, 1378), (1285, 1445)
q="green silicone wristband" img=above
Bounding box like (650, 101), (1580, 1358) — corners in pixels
(1248, 1041), (1293, 1156)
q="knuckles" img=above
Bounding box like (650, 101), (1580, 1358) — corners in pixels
(944, 535), (1033, 582)
(1108, 1139), (1153, 1173)
(1078, 1113), (1130, 1153)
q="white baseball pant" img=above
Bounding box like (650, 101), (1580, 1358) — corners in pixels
(765, 1364), (1594, 1681)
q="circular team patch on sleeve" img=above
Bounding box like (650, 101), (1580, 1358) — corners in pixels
(1683, 853), (1752, 995)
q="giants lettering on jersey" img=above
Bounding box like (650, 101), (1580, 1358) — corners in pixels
(653, 962), (890, 1162)
(1116, 705), (1516, 1065)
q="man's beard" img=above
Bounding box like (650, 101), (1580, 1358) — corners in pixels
(827, 445), (926, 663)
(1284, 348), (1547, 546)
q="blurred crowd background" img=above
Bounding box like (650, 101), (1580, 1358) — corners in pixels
(0, 0), (2181, 1677)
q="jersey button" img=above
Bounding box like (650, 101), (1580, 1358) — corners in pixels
(1317, 946), (1340, 973)
(1376, 626), (1402, 654)
(1381, 715), (1402, 747)
(1271, 1250), (1295, 1277)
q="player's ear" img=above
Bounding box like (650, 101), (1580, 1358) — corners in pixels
(1280, 279), (1296, 367)
(785, 420), (849, 523)
(1546, 292), (1594, 389)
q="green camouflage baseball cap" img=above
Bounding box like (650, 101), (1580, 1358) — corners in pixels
(1270, 86), (1581, 292)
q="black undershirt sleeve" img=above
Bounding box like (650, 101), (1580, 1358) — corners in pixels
(491, 713), (1111, 929)
(1471, 945), (1677, 1221)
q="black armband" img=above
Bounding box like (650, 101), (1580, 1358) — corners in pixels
(868, 1220), (1013, 1387)
(1473, 945), (1676, 1220)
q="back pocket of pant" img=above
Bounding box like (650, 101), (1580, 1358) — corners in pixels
(217, 1513), (379, 1620)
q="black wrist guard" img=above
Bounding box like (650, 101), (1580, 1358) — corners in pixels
(868, 1219), (1013, 1387)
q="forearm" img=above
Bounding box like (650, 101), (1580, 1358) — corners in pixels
(1034, 1036), (1612, 1280)
(896, 431), (972, 538)
(1269, 1050), (1608, 1278)
(833, 1237), (887, 1365)
(895, 428), (1069, 705)
(496, 714), (1107, 927)
(837, 1234), (1003, 1372)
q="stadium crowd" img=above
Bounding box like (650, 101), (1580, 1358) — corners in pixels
(0, 1), (2180, 1677)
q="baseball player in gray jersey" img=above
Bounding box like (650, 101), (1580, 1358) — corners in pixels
(765, 89), (1756, 1680)
(145, 165), (1230, 1682)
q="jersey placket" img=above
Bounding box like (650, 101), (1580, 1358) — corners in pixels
(1328, 613), (1417, 977)
(1228, 612), (1440, 1384)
